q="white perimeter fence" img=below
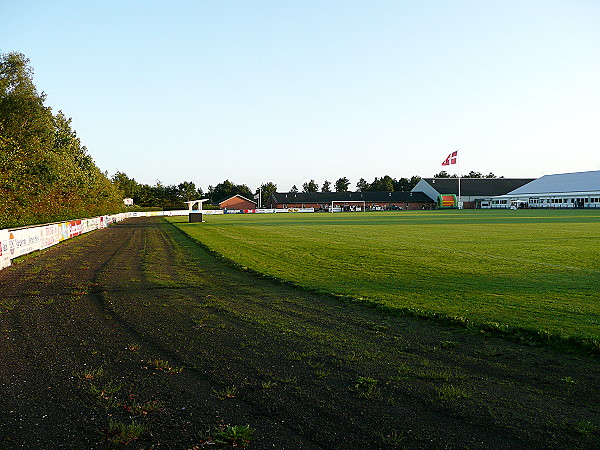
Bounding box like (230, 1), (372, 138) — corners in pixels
(0, 207), (315, 271)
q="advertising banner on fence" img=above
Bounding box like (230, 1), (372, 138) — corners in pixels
(81, 219), (92, 234)
(0, 229), (11, 269)
(59, 222), (69, 241)
(82, 217), (101, 233)
(163, 210), (188, 216)
(89, 217), (100, 233)
(0, 212), (134, 273)
(41, 224), (60, 249)
(69, 220), (82, 238)
(7, 226), (42, 259)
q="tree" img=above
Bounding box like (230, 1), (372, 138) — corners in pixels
(335, 177), (350, 192)
(464, 171), (483, 178)
(321, 180), (331, 192)
(178, 181), (203, 202)
(393, 177), (408, 192)
(53, 111), (94, 172)
(302, 179), (319, 193)
(368, 175), (394, 191)
(290, 184), (298, 193)
(208, 179), (252, 202)
(485, 172), (497, 178)
(434, 171), (455, 178)
(409, 175), (422, 189)
(112, 171), (139, 198)
(1, 51), (123, 228)
(257, 181), (277, 207)
(356, 178), (369, 191)
(0, 52), (54, 151)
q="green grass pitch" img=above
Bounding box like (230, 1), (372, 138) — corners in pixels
(168, 210), (600, 346)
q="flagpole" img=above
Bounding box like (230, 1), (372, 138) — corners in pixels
(457, 150), (461, 209)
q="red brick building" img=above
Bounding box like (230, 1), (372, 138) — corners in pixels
(217, 194), (257, 211)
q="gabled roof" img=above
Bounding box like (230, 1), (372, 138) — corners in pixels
(270, 191), (433, 203)
(507, 170), (600, 195)
(418, 178), (534, 196)
(216, 194), (257, 206)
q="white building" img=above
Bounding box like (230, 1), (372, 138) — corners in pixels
(411, 177), (533, 209)
(488, 170), (600, 209)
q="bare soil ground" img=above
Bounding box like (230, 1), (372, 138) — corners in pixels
(0, 217), (598, 449)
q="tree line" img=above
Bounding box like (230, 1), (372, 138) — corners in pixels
(112, 170), (497, 210)
(111, 174), (428, 209)
(1, 51), (502, 226)
(0, 52), (123, 228)
(296, 175), (424, 194)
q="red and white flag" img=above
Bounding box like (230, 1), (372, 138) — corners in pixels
(442, 151), (458, 166)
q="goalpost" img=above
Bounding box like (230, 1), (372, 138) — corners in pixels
(330, 200), (366, 212)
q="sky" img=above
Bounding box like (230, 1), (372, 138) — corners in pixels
(2, 0), (599, 192)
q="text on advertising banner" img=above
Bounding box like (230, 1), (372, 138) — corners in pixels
(41, 224), (60, 250)
(0, 229), (11, 269)
(7, 227), (42, 259)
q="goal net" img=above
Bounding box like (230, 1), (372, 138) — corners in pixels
(330, 200), (366, 212)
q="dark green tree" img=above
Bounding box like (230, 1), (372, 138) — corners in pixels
(290, 184), (298, 193)
(112, 171), (139, 198)
(178, 181), (203, 202)
(335, 177), (350, 192)
(302, 179), (319, 193)
(394, 177), (410, 192)
(257, 182), (277, 207)
(356, 178), (369, 191)
(409, 175), (422, 189)
(208, 179), (252, 202)
(321, 180), (332, 192)
(434, 171), (456, 178)
(370, 175), (394, 191)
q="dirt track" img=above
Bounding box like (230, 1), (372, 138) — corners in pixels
(0, 217), (598, 448)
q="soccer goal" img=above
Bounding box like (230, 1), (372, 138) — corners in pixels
(330, 200), (366, 212)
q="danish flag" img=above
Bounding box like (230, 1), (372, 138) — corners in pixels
(442, 151), (458, 166)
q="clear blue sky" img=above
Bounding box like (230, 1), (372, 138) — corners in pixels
(3, 0), (599, 192)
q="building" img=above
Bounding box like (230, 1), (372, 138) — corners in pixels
(267, 191), (435, 211)
(411, 178), (534, 209)
(216, 194), (257, 211)
(488, 170), (600, 208)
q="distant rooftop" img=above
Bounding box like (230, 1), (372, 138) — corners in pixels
(419, 178), (534, 196)
(270, 191), (433, 203)
(508, 170), (600, 195)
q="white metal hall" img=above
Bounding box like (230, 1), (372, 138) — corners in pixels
(488, 170), (600, 209)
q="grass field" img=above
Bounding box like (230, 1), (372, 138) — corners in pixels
(168, 210), (600, 347)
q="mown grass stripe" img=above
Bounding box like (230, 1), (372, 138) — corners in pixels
(168, 210), (600, 352)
